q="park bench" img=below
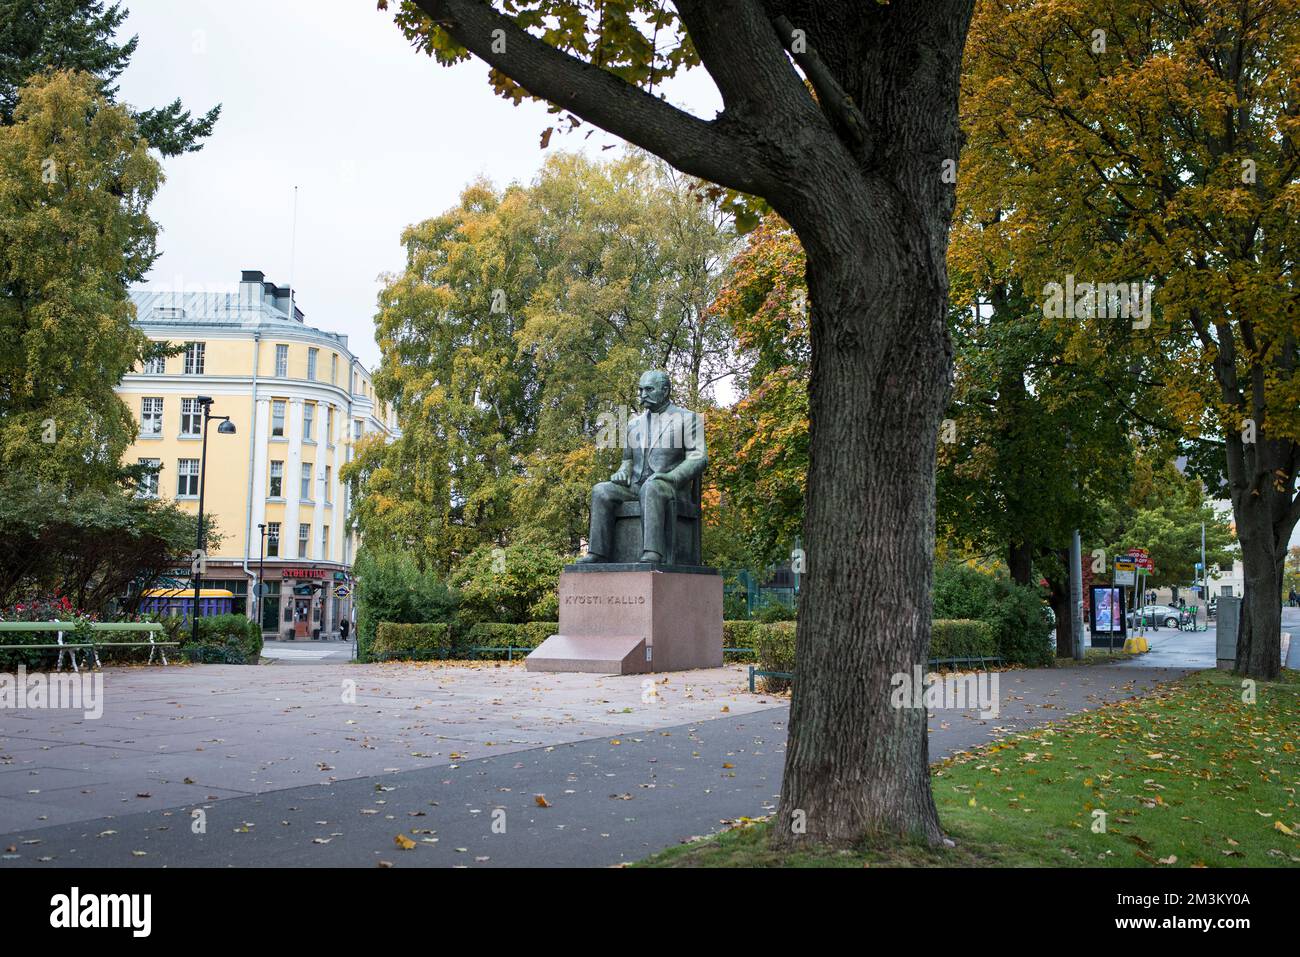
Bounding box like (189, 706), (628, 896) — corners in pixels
(0, 621), (174, 671)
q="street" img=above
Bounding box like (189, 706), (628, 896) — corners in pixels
(1092, 604), (1300, 670)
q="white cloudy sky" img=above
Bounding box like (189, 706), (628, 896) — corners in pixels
(116, 0), (721, 371)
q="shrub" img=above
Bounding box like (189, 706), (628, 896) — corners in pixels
(755, 600), (797, 622)
(177, 614), (262, 664)
(930, 619), (996, 660)
(722, 582), (751, 621)
(754, 621), (797, 692)
(932, 563), (1053, 667)
(449, 542), (567, 625)
(353, 549), (459, 662)
(372, 622), (451, 659)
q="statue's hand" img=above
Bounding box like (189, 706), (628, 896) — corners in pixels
(649, 472), (677, 488)
(610, 467), (631, 486)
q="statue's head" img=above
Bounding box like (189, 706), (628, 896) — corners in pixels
(637, 370), (671, 411)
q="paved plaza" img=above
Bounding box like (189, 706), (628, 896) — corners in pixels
(0, 660), (1191, 866)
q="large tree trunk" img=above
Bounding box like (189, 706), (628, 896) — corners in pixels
(770, 7), (971, 849)
(1225, 431), (1296, 681)
(1233, 491), (1287, 680)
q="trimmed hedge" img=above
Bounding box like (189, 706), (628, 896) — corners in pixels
(740, 618), (996, 694)
(930, 619), (996, 660)
(373, 622), (450, 659)
(371, 621), (560, 659)
(465, 622), (557, 651)
(753, 621), (796, 692)
(722, 620), (763, 650)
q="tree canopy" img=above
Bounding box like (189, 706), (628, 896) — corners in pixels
(0, 69), (163, 491)
(343, 150), (736, 572)
(960, 0), (1300, 677)
(0, 0), (220, 155)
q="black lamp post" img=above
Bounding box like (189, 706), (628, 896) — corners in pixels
(192, 396), (236, 647)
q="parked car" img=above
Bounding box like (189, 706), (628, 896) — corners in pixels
(1127, 604), (1189, 629)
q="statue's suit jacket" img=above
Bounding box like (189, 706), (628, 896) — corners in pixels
(622, 403), (707, 504)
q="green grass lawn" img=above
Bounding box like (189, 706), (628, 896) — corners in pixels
(640, 669), (1300, 868)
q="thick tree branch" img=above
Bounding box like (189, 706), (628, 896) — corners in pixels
(770, 14), (869, 159)
(673, 0), (811, 121)
(411, 0), (773, 193)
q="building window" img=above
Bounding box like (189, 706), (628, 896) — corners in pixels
(180, 398), (202, 437)
(183, 342), (205, 375)
(177, 458), (199, 497)
(353, 420), (362, 440)
(324, 466), (332, 504)
(137, 458), (160, 498)
(269, 460), (283, 498)
(330, 353), (338, 384)
(307, 348), (318, 381)
(275, 344), (288, 377)
(326, 406), (334, 443)
(303, 403), (314, 441)
(298, 523), (310, 558)
(301, 463), (312, 500)
(143, 355), (165, 375)
(271, 400), (286, 437)
(267, 522), (280, 558)
(140, 397), (163, 436)
(321, 525), (330, 558)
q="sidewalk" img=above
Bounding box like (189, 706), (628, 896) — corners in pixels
(0, 661), (1189, 867)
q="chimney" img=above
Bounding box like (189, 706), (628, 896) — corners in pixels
(272, 284), (299, 320)
(239, 270), (266, 309)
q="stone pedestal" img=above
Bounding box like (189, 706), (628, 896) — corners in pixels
(526, 564), (723, 674)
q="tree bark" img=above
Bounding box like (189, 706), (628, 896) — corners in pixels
(1224, 429), (1296, 681)
(1008, 541), (1033, 588)
(1233, 484), (1288, 680)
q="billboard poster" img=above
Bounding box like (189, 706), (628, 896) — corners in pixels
(1090, 585), (1127, 646)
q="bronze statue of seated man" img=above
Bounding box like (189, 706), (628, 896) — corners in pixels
(576, 370), (707, 565)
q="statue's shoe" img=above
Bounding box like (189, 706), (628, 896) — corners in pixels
(639, 551), (663, 564)
(573, 553), (607, 564)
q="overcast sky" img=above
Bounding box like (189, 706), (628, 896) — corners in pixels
(116, 0), (721, 371)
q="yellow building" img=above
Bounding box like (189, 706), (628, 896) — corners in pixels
(117, 270), (398, 639)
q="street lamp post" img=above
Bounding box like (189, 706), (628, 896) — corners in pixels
(192, 396), (236, 648)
